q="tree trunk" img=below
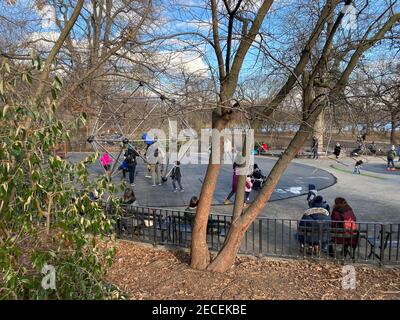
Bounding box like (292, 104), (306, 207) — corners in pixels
(190, 115), (226, 269)
(35, 0), (84, 99)
(208, 116), (317, 272)
(314, 110), (325, 154)
(390, 116), (398, 145)
(206, 216), (248, 272)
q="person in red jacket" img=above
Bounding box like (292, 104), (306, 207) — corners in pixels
(331, 197), (358, 248)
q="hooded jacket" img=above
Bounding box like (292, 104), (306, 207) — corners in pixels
(331, 206), (358, 246)
(100, 153), (112, 166)
(297, 207), (331, 245)
(310, 197), (331, 213)
(307, 184), (318, 204)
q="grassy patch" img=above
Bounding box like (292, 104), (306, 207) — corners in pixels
(330, 165), (387, 180)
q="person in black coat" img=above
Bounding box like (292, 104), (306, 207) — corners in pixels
(297, 207), (331, 252)
(333, 143), (341, 159)
(309, 195), (330, 213)
(250, 164), (266, 190)
(312, 136), (319, 159)
(125, 145), (139, 186)
(171, 161), (184, 192)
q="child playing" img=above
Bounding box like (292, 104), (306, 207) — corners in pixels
(307, 184), (318, 208)
(245, 175), (253, 204)
(171, 161), (184, 192)
(118, 158), (128, 180)
(387, 145), (397, 171)
(353, 160), (363, 174)
(100, 153), (112, 176)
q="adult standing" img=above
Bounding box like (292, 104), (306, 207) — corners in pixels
(312, 136), (319, 160)
(125, 145), (139, 186)
(171, 161), (184, 192)
(150, 142), (162, 186)
(250, 164), (266, 190)
(333, 143), (341, 159)
(224, 162), (239, 205)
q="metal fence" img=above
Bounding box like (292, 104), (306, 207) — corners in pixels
(108, 205), (400, 265)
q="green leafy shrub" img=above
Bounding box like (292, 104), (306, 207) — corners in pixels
(0, 58), (124, 299)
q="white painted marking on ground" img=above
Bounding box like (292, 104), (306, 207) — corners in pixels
(286, 187), (302, 194)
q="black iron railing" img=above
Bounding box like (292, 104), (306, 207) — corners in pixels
(107, 205), (400, 265)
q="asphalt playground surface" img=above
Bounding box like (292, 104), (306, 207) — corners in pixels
(68, 152), (336, 207)
(68, 152), (400, 223)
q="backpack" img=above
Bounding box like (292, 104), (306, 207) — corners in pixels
(125, 152), (136, 165)
(338, 210), (358, 234)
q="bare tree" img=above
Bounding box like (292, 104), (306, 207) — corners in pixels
(188, 0), (400, 272)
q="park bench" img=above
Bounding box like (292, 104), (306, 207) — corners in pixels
(170, 213), (231, 244)
(363, 230), (399, 261)
(112, 205), (230, 245)
(296, 225), (360, 260)
(105, 205), (170, 241)
(121, 209), (173, 242)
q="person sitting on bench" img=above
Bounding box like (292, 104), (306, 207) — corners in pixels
(331, 197), (358, 255)
(309, 195), (330, 213)
(297, 206), (331, 253)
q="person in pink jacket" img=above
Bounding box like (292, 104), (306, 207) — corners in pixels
(100, 153), (112, 175)
(224, 162), (239, 205)
(245, 174), (253, 204)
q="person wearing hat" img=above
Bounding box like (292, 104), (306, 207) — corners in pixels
(124, 145), (139, 186)
(309, 195), (331, 214)
(333, 142), (341, 159)
(297, 206), (331, 254)
(307, 184), (318, 208)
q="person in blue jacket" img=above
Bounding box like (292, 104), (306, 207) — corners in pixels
(297, 206), (331, 253)
(309, 195), (330, 213)
(118, 158), (128, 179)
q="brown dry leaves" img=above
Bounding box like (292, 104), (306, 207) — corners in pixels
(106, 241), (400, 300)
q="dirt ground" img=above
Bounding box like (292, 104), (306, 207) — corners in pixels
(106, 241), (400, 300)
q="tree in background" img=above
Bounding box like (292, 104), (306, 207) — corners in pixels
(0, 0), (124, 299)
(188, 0), (400, 272)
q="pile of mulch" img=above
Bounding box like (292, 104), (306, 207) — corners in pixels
(106, 241), (400, 300)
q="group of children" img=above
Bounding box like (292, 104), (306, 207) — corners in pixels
(223, 163), (266, 206)
(99, 138), (399, 205)
(100, 148), (185, 192)
(352, 144), (398, 174)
